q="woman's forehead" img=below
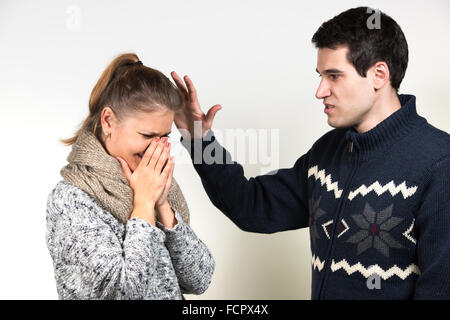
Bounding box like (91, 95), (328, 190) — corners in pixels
(124, 109), (174, 130)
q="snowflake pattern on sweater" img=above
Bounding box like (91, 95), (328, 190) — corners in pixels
(180, 94), (450, 299)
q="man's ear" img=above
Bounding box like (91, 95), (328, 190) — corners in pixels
(370, 61), (390, 91)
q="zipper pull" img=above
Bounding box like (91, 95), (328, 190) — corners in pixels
(349, 141), (353, 153)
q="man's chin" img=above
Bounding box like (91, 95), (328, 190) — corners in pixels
(327, 119), (341, 129)
(327, 117), (355, 129)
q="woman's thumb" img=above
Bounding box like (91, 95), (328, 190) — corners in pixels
(116, 157), (132, 182)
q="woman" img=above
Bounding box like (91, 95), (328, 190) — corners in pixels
(45, 53), (215, 300)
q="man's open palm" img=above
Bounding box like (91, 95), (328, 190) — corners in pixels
(170, 71), (222, 139)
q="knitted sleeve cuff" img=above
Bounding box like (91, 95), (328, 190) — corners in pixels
(155, 207), (188, 240)
(128, 216), (166, 243)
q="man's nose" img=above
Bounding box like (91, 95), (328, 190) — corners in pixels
(315, 79), (331, 100)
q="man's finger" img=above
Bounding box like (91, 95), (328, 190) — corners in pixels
(184, 75), (198, 103)
(206, 104), (222, 124)
(171, 71), (189, 99)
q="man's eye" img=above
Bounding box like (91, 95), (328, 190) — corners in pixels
(330, 74), (340, 80)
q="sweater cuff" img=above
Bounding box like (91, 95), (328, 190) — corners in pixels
(156, 208), (189, 242)
(180, 129), (233, 166)
(127, 217), (166, 243)
(156, 207), (184, 232)
(180, 129), (215, 159)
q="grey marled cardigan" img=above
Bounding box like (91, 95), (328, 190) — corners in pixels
(45, 180), (215, 300)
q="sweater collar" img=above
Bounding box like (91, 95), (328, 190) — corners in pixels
(344, 94), (426, 160)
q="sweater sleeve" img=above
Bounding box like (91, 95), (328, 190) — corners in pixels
(180, 129), (311, 233)
(156, 209), (215, 295)
(413, 154), (450, 299)
(46, 189), (179, 300)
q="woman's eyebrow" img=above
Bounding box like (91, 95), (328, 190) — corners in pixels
(140, 130), (172, 136)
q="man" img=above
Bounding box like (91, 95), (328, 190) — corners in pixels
(171, 6), (449, 299)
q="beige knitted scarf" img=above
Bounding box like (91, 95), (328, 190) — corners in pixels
(60, 128), (190, 225)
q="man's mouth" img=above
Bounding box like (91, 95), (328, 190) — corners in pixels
(324, 104), (336, 114)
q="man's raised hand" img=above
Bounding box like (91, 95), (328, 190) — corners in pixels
(170, 71), (222, 140)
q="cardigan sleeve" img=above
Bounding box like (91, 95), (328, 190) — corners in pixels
(180, 129), (311, 234)
(413, 154), (450, 299)
(156, 209), (215, 295)
(46, 189), (180, 300)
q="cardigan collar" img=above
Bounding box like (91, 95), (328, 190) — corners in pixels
(344, 94), (427, 161)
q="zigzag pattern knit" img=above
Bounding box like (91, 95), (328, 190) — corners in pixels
(181, 94), (450, 299)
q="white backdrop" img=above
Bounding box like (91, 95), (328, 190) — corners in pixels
(0, 0), (449, 299)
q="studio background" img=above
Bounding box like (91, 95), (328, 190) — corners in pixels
(0, 0), (449, 299)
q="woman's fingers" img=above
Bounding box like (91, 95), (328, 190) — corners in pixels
(148, 138), (168, 170)
(116, 157), (132, 182)
(155, 156), (175, 207)
(161, 156), (174, 183)
(166, 156), (174, 183)
(138, 137), (159, 170)
(154, 141), (171, 173)
(168, 156), (175, 183)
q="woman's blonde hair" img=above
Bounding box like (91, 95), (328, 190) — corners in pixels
(59, 53), (184, 146)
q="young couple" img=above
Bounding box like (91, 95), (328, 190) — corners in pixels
(46, 6), (449, 299)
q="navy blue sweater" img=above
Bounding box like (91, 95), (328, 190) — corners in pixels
(180, 94), (450, 299)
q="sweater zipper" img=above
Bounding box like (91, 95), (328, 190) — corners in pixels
(317, 140), (359, 299)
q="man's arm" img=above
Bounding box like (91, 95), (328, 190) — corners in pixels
(413, 154), (450, 299)
(181, 130), (311, 233)
(170, 71), (310, 233)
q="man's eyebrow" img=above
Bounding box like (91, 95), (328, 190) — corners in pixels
(316, 68), (344, 74)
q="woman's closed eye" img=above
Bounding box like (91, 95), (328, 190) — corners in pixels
(142, 134), (170, 139)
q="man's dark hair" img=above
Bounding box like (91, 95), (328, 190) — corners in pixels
(311, 6), (408, 92)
